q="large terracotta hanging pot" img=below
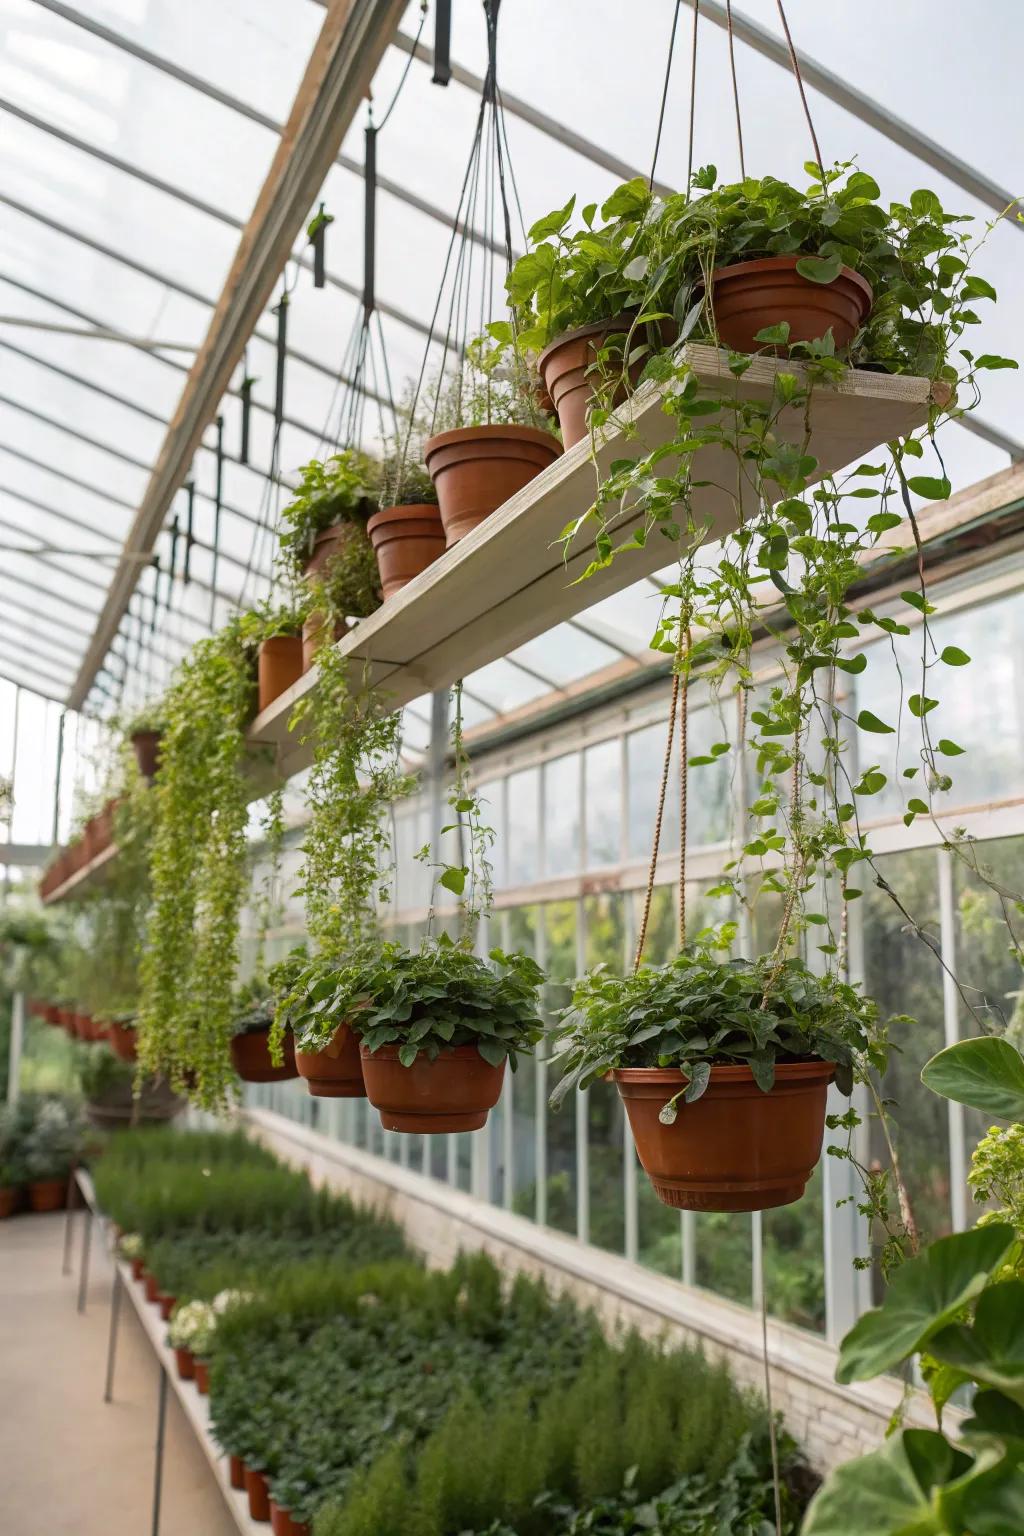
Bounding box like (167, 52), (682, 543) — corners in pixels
(360, 1043), (505, 1133)
(257, 635), (304, 713)
(107, 1019), (138, 1063)
(424, 425), (562, 546)
(230, 1026), (299, 1084)
(295, 1022), (365, 1098)
(538, 315), (668, 449)
(131, 730), (162, 784)
(613, 1060), (834, 1212)
(706, 256), (872, 354)
(366, 505), (446, 598)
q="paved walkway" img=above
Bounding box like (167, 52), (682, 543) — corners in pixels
(0, 1210), (236, 1536)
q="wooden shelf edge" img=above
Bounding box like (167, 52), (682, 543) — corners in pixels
(41, 841), (119, 906)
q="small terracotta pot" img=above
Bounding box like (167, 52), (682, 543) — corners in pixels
(229, 1455), (246, 1491)
(302, 520), (364, 581)
(424, 425), (561, 546)
(301, 610), (346, 673)
(175, 1347), (195, 1381)
(360, 1043), (505, 1134)
(74, 1011), (92, 1040)
(57, 1008), (75, 1034)
(194, 1359), (211, 1396)
(270, 1502), (309, 1536)
(538, 315), (669, 448)
(0, 1186), (18, 1219)
(144, 1271), (160, 1303)
(614, 1060), (835, 1212)
(158, 1292), (177, 1321)
(130, 1256), (145, 1281)
(295, 1022), (366, 1099)
(43, 1003), (61, 1026)
(245, 1467), (271, 1523)
(108, 1019), (138, 1063)
(367, 504), (446, 598)
(706, 255), (873, 354)
(257, 635), (304, 713)
(230, 1027), (298, 1084)
(131, 730), (162, 783)
(28, 1179), (66, 1213)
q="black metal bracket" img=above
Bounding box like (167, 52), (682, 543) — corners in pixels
(433, 0), (452, 84)
(363, 125), (377, 320)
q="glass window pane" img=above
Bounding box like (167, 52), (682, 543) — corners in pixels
(542, 752), (579, 878)
(584, 739), (621, 867)
(506, 767), (539, 887)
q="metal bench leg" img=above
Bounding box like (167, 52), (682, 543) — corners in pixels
(61, 1167), (78, 1276)
(103, 1266), (123, 1403)
(76, 1206), (93, 1314)
(151, 1365), (169, 1536)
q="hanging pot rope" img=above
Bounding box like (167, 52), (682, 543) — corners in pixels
(649, 1), (682, 190)
(775, 0), (826, 177)
(685, 0), (700, 196)
(725, 0), (746, 178)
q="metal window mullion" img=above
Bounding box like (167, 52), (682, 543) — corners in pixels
(500, 906), (514, 1211)
(575, 893), (589, 1245)
(534, 897), (548, 1229)
(622, 885), (638, 1264)
(938, 848), (968, 1232)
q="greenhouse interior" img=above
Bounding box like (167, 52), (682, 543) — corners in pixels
(2, 0), (1023, 1532)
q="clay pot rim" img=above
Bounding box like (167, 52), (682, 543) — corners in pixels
(709, 254), (873, 307)
(258, 631), (302, 648)
(537, 312), (648, 371)
(613, 1059), (835, 1086)
(359, 1041), (495, 1063)
(424, 424), (562, 456)
(367, 503), (443, 534)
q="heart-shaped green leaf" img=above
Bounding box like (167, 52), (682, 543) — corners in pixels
(922, 1037), (1024, 1121)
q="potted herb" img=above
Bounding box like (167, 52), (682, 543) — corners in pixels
(346, 936), (544, 1133)
(423, 334), (561, 544)
(246, 596), (309, 714)
(0, 1105), (25, 1219)
(552, 950), (869, 1211)
(21, 1096), (82, 1212)
(124, 705), (165, 784)
(76, 1042), (184, 1130)
(366, 417), (445, 598)
(118, 1231), (145, 1281)
(270, 947), (365, 1100)
(167, 1298), (216, 1381)
(106, 1013), (138, 1063)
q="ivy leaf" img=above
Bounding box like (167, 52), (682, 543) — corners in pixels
(439, 866), (467, 896)
(940, 646), (970, 666)
(795, 253), (843, 284)
(974, 354), (1018, 370)
(938, 738), (965, 756)
(906, 475), (951, 500)
(857, 710), (895, 734)
(754, 321), (791, 346)
(909, 694), (938, 718)
(526, 195), (576, 244)
(684, 1061), (711, 1103)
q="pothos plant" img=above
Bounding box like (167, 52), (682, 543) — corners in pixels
(505, 160), (1021, 1265)
(277, 449), (379, 579)
(136, 611), (283, 1109)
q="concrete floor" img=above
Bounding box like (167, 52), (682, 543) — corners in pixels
(0, 1211), (236, 1536)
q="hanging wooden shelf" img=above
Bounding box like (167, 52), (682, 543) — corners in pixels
(40, 841), (118, 907)
(249, 346), (946, 781)
(42, 348), (946, 903)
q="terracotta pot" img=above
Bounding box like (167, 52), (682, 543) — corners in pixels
(366, 504), (446, 598)
(295, 1022), (366, 1099)
(144, 1271), (160, 1303)
(0, 1186), (18, 1219)
(230, 1027), (298, 1084)
(28, 1179), (65, 1213)
(706, 256), (873, 355)
(57, 1008), (75, 1034)
(158, 1292), (177, 1321)
(130, 1256), (145, 1282)
(270, 1502), (309, 1536)
(302, 519), (364, 581)
(424, 425), (561, 546)
(360, 1043), (505, 1134)
(538, 315), (670, 448)
(175, 1347), (195, 1381)
(194, 1359), (211, 1396)
(613, 1060), (835, 1212)
(131, 730), (162, 783)
(301, 610), (346, 673)
(43, 1003), (61, 1026)
(108, 1019), (138, 1063)
(245, 1467), (271, 1523)
(229, 1455), (246, 1492)
(93, 799), (116, 852)
(257, 635), (304, 713)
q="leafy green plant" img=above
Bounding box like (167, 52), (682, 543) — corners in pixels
(278, 451), (379, 579)
(338, 936), (544, 1068)
(19, 1094), (83, 1183)
(552, 947), (870, 1113)
(168, 1298), (218, 1355)
(426, 333), (551, 433)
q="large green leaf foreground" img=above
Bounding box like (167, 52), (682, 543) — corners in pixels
(922, 1037), (1024, 1124)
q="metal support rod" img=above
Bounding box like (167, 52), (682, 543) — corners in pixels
(104, 1266), (123, 1403)
(77, 1206), (93, 1314)
(50, 707), (64, 842)
(363, 126), (377, 319)
(151, 1366), (169, 1536)
(6, 991), (24, 1105)
(239, 377), (252, 466)
(210, 416), (224, 624)
(61, 1164), (77, 1275)
(273, 304), (288, 431)
(184, 479), (194, 584)
(432, 0), (452, 84)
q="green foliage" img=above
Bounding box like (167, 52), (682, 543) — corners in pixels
(969, 1123), (1024, 1236)
(552, 948), (869, 1108)
(427, 332), (550, 433)
(342, 936), (545, 1068)
(136, 616), (259, 1109)
(278, 450), (380, 579)
(922, 1037), (1024, 1123)
(0, 1092), (84, 1184)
